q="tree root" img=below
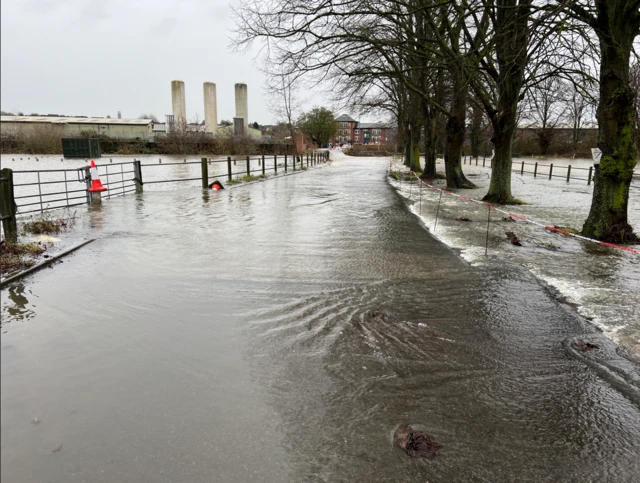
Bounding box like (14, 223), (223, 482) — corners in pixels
(481, 193), (525, 205)
(582, 222), (640, 244)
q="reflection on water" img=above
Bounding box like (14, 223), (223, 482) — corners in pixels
(2, 283), (35, 323)
(1, 156), (640, 482)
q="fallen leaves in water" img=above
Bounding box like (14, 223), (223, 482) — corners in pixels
(505, 231), (522, 246)
(394, 425), (441, 458)
(455, 217), (472, 222)
(572, 340), (599, 352)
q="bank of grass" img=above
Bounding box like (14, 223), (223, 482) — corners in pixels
(227, 174), (269, 185)
(1, 211), (76, 274)
(0, 241), (46, 273)
(21, 211), (76, 236)
(390, 170), (446, 181)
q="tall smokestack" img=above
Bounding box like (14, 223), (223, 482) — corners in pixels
(171, 80), (186, 126)
(234, 83), (248, 131)
(203, 82), (218, 135)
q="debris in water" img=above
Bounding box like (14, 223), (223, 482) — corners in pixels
(368, 311), (385, 320)
(31, 418), (41, 424)
(52, 444), (63, 453)
(572, 340), (599, 352)
(505, 232), (522, 246)
(502, 216), (516, 223)
(394, 425), (441, 458)
(455, 217), (472, 222)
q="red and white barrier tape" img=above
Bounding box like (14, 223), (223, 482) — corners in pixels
(406, 171), (638, 255)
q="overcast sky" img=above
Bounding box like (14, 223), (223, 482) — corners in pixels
(0, 0), (288, 124)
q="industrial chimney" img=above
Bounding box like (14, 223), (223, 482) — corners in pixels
(234, 83), (248, 131)
(171, 80), (187, 127)
(203, 82), (218, 135)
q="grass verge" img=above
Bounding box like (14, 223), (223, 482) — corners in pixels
(0, 241), (47, 274)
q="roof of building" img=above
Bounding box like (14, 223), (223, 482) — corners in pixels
(1, 115), (153, 125)
(335, 114), (357, 122)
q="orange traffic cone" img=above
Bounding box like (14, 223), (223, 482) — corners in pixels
(87, 160), (108, 192)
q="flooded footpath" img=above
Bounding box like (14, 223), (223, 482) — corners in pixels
(2, 156), (640, 482)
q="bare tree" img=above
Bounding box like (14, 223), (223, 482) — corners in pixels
(630, 62), (640, 150)
(266, 70), (302, 154)
(564, 0), (640, 242)
(524, 77), (566, 154)
(562, 80), (596, 148)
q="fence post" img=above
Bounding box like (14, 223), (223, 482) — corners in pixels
(566, 165), (571, 183)
(201, 158), (208, 189)
(483, 156), (486, 167)
(84, 166), (91, 204)
(0, 168), (18, 243)
(476, 156), (478, 166)
(134, 160), (143, 192)
(274, 154), (278, 174)
(262, 154), (266, 176)
(549, 163), (553, 180)
(588, 166), (593, 185)
(306, 152), (309, 167)
(285, 154), (288, 172)
(227, 157), (232, 181)
(534, 162), (538, 177)
(521, 161), (525, 175)
(246, 156), (250, 178)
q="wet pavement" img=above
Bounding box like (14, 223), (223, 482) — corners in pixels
(2, 156), (640, 482)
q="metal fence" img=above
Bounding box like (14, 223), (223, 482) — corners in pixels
(9, 162), (138, 215)
(0, 151), (330, 242)
(462, 155), (640, 190)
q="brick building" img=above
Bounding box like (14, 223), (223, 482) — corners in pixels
(332, 114), (393, 146)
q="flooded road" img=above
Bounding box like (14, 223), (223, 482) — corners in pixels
(2, 157), (640, 482)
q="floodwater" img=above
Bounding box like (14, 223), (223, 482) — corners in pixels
(0, 153), (294, 215)
(389, 153), (640, 363)
(2, 155), (640, 482)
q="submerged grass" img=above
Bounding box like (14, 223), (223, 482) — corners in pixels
(21, 210), (76, 235)
(228, 174), (270, 185)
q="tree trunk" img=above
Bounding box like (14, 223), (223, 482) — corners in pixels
(408, 124), (422, 172)
(480, 0), (530, 204)
(444, 76), (476, 189)
(421, 107), (437, 179)
(403, 123), (412, 168)
(470, 133), (480, 158)
(484, 115), (516, 204)
(581, 5), (639, 242)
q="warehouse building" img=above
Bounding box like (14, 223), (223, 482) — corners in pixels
(0, 115), (154, 140)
